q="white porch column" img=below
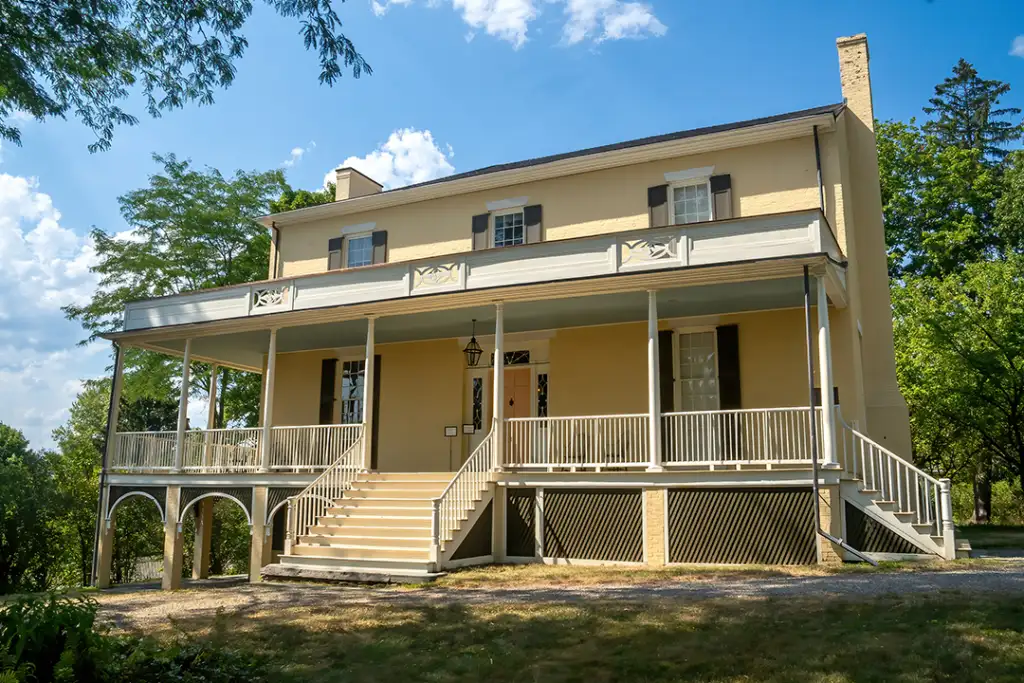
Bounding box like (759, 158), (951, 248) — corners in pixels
(646, 290), (663, 471)
(260, 329), (278, 472)
(204, 364), (219, 467)
(816, 277), (838, 468)
(492, 303), (505, 469)
(172, 339), (192, 473)
(362, 316), (376, 471)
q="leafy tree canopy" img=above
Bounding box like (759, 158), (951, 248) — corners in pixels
(0, 0), (369, 151)
(269, 182), (336, 213)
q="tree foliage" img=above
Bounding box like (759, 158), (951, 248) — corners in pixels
(0, 0), (369, 151)
(923, 59), (1023, 161)
(269, 182), (336, 213)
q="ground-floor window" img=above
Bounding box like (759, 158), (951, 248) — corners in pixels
(340, 360), (365, 424)
(678, 330), (719, 411)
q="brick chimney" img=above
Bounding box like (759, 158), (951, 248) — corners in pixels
(334, 167), (383, 201)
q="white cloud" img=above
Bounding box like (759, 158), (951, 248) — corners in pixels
(0, 165), (107, 447)
(282, 141), (316, 168)
(1012, 35), (1024, 58)
(372, 0), (665, 47)
(325, 128), (455, 190)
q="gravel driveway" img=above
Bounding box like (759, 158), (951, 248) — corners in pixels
(96, 562), (1024, 632)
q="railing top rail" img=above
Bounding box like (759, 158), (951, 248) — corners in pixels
(116, 430), (177, 436)
(183, 427), (260, 433)
(838, 415), (941, 487)
(292, 436), (364, 500)
(434, 427), (494, 502)
(507, 414), (648, 422)
(662, 406), (822, 416)
(270, 423), (364, 431)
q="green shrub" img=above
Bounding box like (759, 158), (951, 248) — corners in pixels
(0, 595), (269, 682)
(952, 479), (1024, 525)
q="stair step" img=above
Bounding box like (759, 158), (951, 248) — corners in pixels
(345, 489), (440, 500)
(352, 481), (451, 493)
(912, 523), (937, 533)
(311, 524), (431, 536)
(328, 499), (433, 512)
(291, 543), (430, 561)
(299, 534), (430, 549)
(277, 553), (436, 575)
(317, 514), (432, 526)
(360, 473), (455, 482)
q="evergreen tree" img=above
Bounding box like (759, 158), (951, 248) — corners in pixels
(923, 59), (1023, 160)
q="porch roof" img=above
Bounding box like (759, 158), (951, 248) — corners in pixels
(118, 263), (835, 372)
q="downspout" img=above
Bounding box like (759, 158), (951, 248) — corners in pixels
(813, 125), (826, 214)
(90, 342), (121, 586)
(270, 221), (282, 279)
(803, 266), (877, 566)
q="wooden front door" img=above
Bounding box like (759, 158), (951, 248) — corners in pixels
(504, 368), (532, 418)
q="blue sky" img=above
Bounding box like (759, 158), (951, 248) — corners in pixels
(2, 0), (1023, 448)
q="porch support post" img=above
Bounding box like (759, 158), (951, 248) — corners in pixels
(92, 343), (124, 587)
(172, 339), (193, 473)
(816, 276), (838, 468)
(204, 363), (219, 467)
(162, 486), (183, 590)
(260, 329), (278, 473)
(646, 290), (663, 471)
(249, 486), (269, 583)
(492, 303), (505, 469)
(95, 488), (115, 589)
(362, 316), (377, 471)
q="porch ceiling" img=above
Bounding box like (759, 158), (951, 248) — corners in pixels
(141, 276), (821, 372)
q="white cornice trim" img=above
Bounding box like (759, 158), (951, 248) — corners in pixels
(341, 221), (375, 236)
(664, 166), (715, 182)
(261, 113), (837, 228)
(486, 196), (529, 211)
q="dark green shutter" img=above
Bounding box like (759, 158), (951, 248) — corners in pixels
(716, 325), (741, 410)
(327, 237), (343, 270)
(658, 330), (674, 412)
(472, 213), (489, 250)
(371, 230), (388, 264)
(370, 354), (382, 470)
(318, 359), (337, 424)
(710, 174), (733, 220)
(648, 184), (669, 227)
(524, 204), (542, 243)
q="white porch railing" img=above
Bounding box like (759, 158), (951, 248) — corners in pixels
(432, 427), (495, 554)
(662, 407), (823, 467)
(504, 415), (650, 469)
(181, 428), (262, 472)
(112, 431), (177, 471)
(269, 424), (363, 471)
(286, 432), (365, 549)
(836, 416), (952, 543)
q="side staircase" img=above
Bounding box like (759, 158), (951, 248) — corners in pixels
(267, 472), (452, 581)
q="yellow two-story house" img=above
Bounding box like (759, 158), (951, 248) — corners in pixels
(95, 34), (959, 589)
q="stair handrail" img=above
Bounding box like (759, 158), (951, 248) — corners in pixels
(430, 426), (496, 562)
(835, 411), (954, 558)
(284, 429), (364, 554)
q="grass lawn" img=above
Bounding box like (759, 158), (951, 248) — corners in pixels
(959, 525), (1024, 549)
(128, 590), (1024, 682)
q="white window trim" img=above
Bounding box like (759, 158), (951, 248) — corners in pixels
(485, 196), (529, 212)
(490, 208), (526, 249)
(344, 231), (374, 269)
(340, 221), (375, 236)
(669, 177), (714, 225)
(664, 166), (714, 183)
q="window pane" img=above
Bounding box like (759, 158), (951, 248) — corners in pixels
(340, 360), (366, 424)
(672, 184), (712, 225)
(494, 211), (526, 248)
(346, 235), (373, 268)
(472, 378), (483, 430)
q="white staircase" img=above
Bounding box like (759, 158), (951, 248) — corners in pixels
(273, 472), (453, 579)
(835, 417), (957, 560)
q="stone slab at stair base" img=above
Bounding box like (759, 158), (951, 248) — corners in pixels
(262, 562), (443, 585)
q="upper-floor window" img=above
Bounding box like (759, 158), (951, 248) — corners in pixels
(346, 234), (374, 268)
(493, 211), (525, 248)
(671, 180), (712, 225)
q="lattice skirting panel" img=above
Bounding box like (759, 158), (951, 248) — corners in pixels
(107, 485), (168, 521)
(451, 501), (493, 560)
(543, 489), (644, 563)
(506, 488), (536, 557)
(845, 502), (925, 554)
(667, 488), (816, 565)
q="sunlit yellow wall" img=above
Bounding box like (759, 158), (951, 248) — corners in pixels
(277, 136), (821, 277)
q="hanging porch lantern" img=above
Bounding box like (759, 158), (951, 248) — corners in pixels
(463, 319), (483, 367)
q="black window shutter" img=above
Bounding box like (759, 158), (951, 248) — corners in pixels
(318, 359), (338, 424)
(710, 174), (733, 220)
(371, 230), (388, 264)
(472, 213), (489, 250)
(327, 237), (343, 270)
(716, 324), (741, 410)
(524, 204), (542, 243)
(648, 184), (669, 228)
(658, 329), (674, 412)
